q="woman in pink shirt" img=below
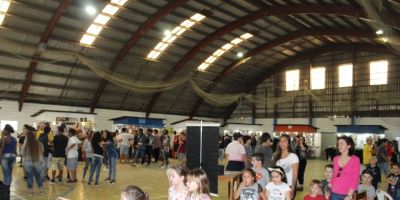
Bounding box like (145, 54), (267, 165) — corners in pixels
(329, 136), (360, 200)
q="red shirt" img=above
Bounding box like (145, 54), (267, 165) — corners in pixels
(388, 143), (393, 157)
(303, 194), (325, 200)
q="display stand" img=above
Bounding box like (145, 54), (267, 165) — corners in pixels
(183, 120), (220, 195)
(273, 124), (321, 157)
(335, 125), (387, 163)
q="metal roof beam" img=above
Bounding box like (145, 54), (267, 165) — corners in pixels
(89, 0), (189, 113)
(188, 28), (377, 118)
(221, 44), (394, 121)
(18, 0), (72, 111)
(144, 2), (400, 118)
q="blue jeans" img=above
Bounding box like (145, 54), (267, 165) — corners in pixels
(330, 192), (346, 200)
(378, 162), (390, 176)
(108, 156), (116, 180)
(136, 148), (146, 163)
(23, 160), (44, 189)
(82, 157), (92, 179)
(1, 156), (16, 185)
(88, 156), (102, 184)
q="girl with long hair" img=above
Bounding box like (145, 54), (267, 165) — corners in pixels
(272, 135), (299, 199)
(21, 126), (44, 195)
(88, 131), (104, 186)
(296, 136), (308, 191)
(105, 131), (118, 184)
(186, 168), (212, 200)
(0, 124), (17, 186)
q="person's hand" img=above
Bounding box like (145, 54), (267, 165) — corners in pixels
(344, 196), (352, 200)
(238, 181), (246, 189)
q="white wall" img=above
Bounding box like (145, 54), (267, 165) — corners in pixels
(228, 117), (400, 139)
(0, 100), (220, 132)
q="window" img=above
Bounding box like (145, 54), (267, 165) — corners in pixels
(311, 67), (325, 90)
(286, 69), (299, 91)
(338, 64), (353, 87)
(370, 60), (388, 85)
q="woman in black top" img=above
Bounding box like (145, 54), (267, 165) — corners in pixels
(296, 136), (308, 191)
(88, 132), (104, 185)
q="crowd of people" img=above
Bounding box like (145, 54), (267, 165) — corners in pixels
(0, 122), (400, 199)
(221, 132), (400, 200)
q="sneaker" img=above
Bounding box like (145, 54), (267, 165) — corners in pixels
(50, 179), (56, 184)
(104, 177), (110, 182)
(109, 180), (115, 184)
(94, 183), (100, 187)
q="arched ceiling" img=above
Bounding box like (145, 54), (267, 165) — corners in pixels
(0, 0), (398, 119)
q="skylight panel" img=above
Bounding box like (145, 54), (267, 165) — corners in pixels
(197, 33), (253, 71)
(102, 4), (119, 16)
(80, 1), (129, 45)
(0, 0), (10, 13)
(87, 24), (103, 35)
(191, 13), (206, 21)
(80, 34), (96, 45)
(0, 0), (10, 25)
(94, 14), (111, 25)
(111, 0), (128, 6)
(146, 13), (206, 60)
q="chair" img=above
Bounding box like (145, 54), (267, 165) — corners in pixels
(353, 191), (367, 200)
(376, 189), (393, 200)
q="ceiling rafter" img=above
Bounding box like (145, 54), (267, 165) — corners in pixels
(17, 0), (72, 111)
(89, 0), (190, 113)
(143, 2), (400, 118)
(188, 28), (378, 118)
(221, 43), (394, 122)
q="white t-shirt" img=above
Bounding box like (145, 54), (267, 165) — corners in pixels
(276, 153), (299, 187)
(266, 182), (291, 200)
(67, 136), (81, 158)
(120, 132), (131, 146)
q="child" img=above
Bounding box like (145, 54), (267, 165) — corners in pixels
(365, 156), (381, 191)
(303, 179), (324, 200)
(186, 168), (211, 200)
(265, 166), (290, 200)
(251, 153), (270, 189)
(357, 170), (376, 200)
(167, 165), (189, 200)
(234, 168), (267, 200)
(387, 163), (400, 200)
(321, 164), (333, 199)
(121, 185), (149, 200)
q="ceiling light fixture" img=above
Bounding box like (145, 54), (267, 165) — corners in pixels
(376, 29), (383, 35)
(237, 52), (243, 58)
(85, 5), (97, 15)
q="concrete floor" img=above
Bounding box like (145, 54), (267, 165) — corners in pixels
(6, 158), (388, 200)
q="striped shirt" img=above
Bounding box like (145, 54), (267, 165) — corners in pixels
(225, 141), (246, 161)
